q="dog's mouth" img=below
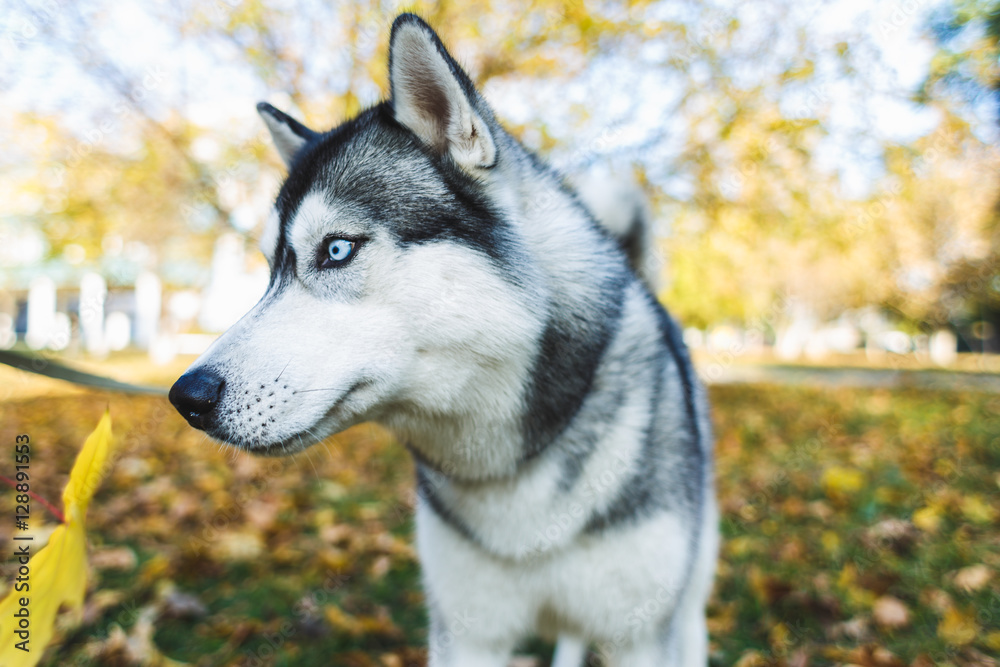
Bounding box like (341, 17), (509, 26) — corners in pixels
(217, 378), (372, 457)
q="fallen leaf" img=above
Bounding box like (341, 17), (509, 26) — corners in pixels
(380, 654), (404, 667)
(822, 466), (865, 502)
(827, 615), (871, 642)
(325, 605), (365, 635)
(85, 604), (188, 666)
(873, 596), (910, 630)
(788, 649), (810, 667)
(960, 495), (997, 524)
(821, 530), (841, 555)
(733, 649), (767, 667)
(959, 647), (999, 667)
(808, 500), (833, 520)
(922, 588), (954, 614)
(863, 519), (918, 553)
(80, 589), (127, 626)
(160, 589), (208, 620)
(210, 530), (264, 562)
(369, 554), (392, 580)
(769, 622), (791, 652)
(912, 506), (942, 533)
(90, 545), (138, 571)
(937, 607), (978, 646)
(953, 564), (992, 593)
(842, 644), (905, 667)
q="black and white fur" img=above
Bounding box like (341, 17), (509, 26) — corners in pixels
(170, 14), (717, 667)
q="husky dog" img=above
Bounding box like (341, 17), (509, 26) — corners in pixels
(170, 13), (717, 667)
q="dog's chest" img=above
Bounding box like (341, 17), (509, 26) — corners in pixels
(416, 377), (655, 560)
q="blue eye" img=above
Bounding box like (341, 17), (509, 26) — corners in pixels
(320, 237), (358, 268)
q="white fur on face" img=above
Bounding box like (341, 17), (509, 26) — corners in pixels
(287, 192), (371, 276)
(183, 281), (410, 454)
(184, 189), (541, 458)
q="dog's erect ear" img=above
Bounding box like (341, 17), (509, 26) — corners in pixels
(257, 102), (320, 167)
(389, 14), (496, 170)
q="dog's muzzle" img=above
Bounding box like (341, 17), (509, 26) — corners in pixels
(169, 368), (226, 430)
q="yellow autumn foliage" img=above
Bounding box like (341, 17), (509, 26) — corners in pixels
(0, 412), (113, 667)
(912, 505), (943, 532)
(937, 607), (979, 646)
(821, 465), (865, 503)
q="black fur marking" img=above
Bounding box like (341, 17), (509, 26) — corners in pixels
(582, 297), (704, 534)
(257, 102), (321, 147)
(556, 383), (629, 492)
(267, 104), (523, 288)
(654, 297), (705, 510)
(582, 347), (666, 533)
(520, 269), (630, 461)
(415, 464), (483, 546)
(620, 209), (647, 275)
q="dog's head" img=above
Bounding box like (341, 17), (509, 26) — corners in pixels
(169, 14), (545, 455)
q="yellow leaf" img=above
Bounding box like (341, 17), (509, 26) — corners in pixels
(768, 621), (791, 652)
(733, 650), (767, 667)
(325, 604), (365, 635)
(913, 505), (942, 533)
(0, 411), (113, 667)
(960, 494), (997, 524)
(63, 410), (114, 516)
(937, 607), (978, 646)
(822, 466), (864, 501)
(821, 530), (841, 556)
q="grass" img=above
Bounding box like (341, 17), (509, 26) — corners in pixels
(0, 381), (997, 666)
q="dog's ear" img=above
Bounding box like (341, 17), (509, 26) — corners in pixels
(388, 14), (496, 170)
(257, 102), (320, 167)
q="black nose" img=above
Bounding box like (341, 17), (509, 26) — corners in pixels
(169, 368), (226, 430)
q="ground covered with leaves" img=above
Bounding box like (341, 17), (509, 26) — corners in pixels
(0, 381), (997, 666)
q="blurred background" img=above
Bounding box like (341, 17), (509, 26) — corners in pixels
(2, 0), (998, 369)
(2, 1), (1000, 666)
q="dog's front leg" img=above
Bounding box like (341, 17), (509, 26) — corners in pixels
(419, 502), (526, 667)
(427, 615), (515, 667)
(429, 643), (515, 667)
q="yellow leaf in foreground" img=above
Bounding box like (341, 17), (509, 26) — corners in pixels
(0, 411), (113, 667)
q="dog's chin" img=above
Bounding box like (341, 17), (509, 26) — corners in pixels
(204, 423), (338, 457)
(248, 437), (319, 457)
